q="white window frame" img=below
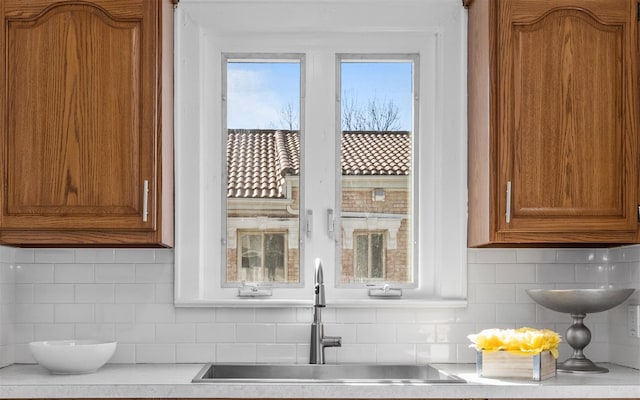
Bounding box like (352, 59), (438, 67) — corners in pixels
(174, 0), (467, 307)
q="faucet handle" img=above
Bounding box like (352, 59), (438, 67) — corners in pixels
(322, 335), (342, 348)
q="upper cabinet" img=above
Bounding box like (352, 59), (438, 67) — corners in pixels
(467, 0), (639, 246)
(0, 0), (174, 246)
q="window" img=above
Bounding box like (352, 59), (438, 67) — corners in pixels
(236, 231), (287, 282)
(337, 56), (416, 288)
(223, 55), (303, 288)
(174, 0), (467, 306)
(353, 231), (385, 281)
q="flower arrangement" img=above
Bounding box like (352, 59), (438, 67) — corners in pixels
(468, 327), (561, 358)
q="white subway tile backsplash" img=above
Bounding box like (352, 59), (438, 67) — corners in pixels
(216, 344), (256, 363)
(110, 343), (135, 364)
(275, 323), (308, 343)
(236, 324), (276, 343)
(376, 308), (415, 323)
(256, 344), (297, 363)
(16, 264), (53, 283)
(15, 304), (53, 323)
(33, 324), (74, 340)
(14, 284), (33, 304)
(474, 284), (516, 304)
(254, 308), (298, 323)
(14, 324), (33, 344)
(336, 344), (377, 363)
(395, 323), (436, 343)
(154, 249), (174, 263)
(495, 303), (536, 324)
(417, 343), (456, 363)
(135, 304), (175, 323)
(115, 284), (155, 303)
(376, 344), (416, 363)
(196, 323), (236, 343)
(473, 249), (517, 264)
(14, 344), (35, 363)
(495, 263), (535, 283)
(115, 324), (156, 344)
(75, 324), (116, 341)
(155, 284), (174, 303)
(95, 264), (135, 283)
(216, 308), (255, 323)
(54, 264), (94, 283)
(356, 324), (395, 344)
(575, 264), (609, 283)
(95, 304), (135, 323)
(33, 284), (74, 303)
(2, 246), (638, 368)
(35, 249), (75, 264)
(54, 304), (93, 323)
(536, 263), (575, 283)
(115, 249), (156, 264)
(516, 249), (557, 263)
(175, 308), (216, 323)
(156, 323), (196, 343)
(177, 343), (215, 363)
(455, 303), (495, 323)
(14, 249), (34, 264)
(467, 263), (496, 283)
(135, 264), (173, 283)
(323, 323), (356, 344)
(75, 249), (116, 264)
(75, 284), (114, 303)
(557, 249), (607, 263)
(609, 264), (633, 284)
(336, 308), (376, 323)
(136, 344), (176, 363)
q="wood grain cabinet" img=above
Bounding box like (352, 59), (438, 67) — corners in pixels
(0, 0), (174, 246)
(467, 0), (639, 246)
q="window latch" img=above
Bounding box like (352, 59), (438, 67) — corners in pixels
(237, 281), (273, 297)
(367, 283), (402, 298)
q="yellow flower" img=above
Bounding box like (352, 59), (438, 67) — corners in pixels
(468, 327), (561, 358)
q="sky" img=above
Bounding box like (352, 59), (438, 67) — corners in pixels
(227, 60), (413, 131)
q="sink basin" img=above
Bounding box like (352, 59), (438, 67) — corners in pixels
(192, 363), (465, 383)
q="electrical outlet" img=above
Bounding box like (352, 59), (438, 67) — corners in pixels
(629, 304), (640, 338)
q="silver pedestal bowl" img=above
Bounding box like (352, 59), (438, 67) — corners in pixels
(526, 288), (635, 373)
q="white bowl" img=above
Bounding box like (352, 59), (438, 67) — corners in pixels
(29, 340), (116, 374)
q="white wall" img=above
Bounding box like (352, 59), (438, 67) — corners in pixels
(5, 247), (638, 368)
(0, 246), (16, 367)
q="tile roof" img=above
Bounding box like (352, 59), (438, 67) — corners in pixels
(227, 129), (410, 198)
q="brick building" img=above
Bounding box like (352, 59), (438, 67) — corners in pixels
(226, 129), (411, 285)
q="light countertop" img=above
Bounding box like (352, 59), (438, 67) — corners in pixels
(0, 363), (639, 399)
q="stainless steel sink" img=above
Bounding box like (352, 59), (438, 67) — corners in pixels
(192, 363), (465, 383)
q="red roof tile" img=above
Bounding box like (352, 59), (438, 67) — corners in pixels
(227, 129), (410, 198)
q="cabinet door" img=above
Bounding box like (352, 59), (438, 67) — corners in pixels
(496, 0), (638, 241)
(0, 0), (173, 246)
(1, 0), (156, 232)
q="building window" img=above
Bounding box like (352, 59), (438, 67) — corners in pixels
(237, 231), (288, 282)
(354, 231), (385, 281)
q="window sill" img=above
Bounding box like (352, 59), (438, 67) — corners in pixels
(174, 298), (467, 308)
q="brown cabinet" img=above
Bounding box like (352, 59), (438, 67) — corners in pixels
(0, 0), (174, 246)
(467, 0), (639, 246)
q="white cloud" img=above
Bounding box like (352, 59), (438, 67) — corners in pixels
(227, 68), (284, 129)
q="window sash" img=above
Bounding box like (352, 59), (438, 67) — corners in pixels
(173, 0), (468, 306)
